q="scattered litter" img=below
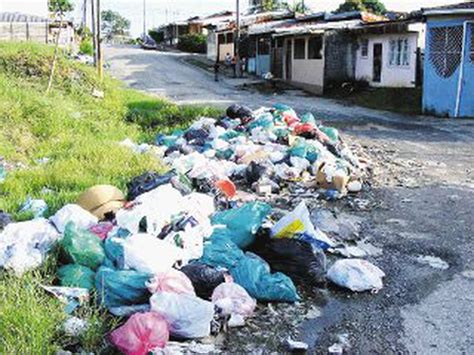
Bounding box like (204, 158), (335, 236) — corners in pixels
(19, 198), (48, 218)
(63, 317), (89, 337)
(42, 286), (89, 314)
(50, 204), (98, 233)
(284, 337), (309, 351)
(416, 255), (449, 270)
(0, 211), (12, 230)
(327, 259), (385, 292)
(212, 282), (256, 317)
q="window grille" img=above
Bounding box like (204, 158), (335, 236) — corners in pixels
(429, 26), (463, 78)
(361, 39), (369, 57)
(389, 38), (410, 66)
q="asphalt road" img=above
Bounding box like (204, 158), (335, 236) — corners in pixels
(105, 45), (474, 354)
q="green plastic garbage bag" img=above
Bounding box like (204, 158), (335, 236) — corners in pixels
(104, 228), (129, 269)
(319, 126), (339, 144)
(57, 264), (95, 290)
(248, 113), (274, 131)
(301, 113), (317, 125)
(219, 130), (243, 141)
(61, 222), (105, 270)
(211, 202), (271, 249)
(231, 253), (300, 302)
(199, 229), (245, 269)
(95, 266), (152, 309)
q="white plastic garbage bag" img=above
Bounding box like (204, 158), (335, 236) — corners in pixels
(116, 184), (184, 235)
(327, 259), (385, 292)
(183, 193), (215, 224)
(150, 292), (215, 339)
(50, 204), (98, 233)
(123, 234), (185, 274)
(271, 201), (335, 247)
(211, 283), (256, 318)
(0, 218), (60, 276)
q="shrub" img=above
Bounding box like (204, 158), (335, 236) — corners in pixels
(149, 29), (164, 44)
(177, 33), (207, 54)
(79, 37), (94, 56)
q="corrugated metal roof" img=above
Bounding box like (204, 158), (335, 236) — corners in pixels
(247, 19), (296, 35)
(423, 2), (474, 15)
(273, 19), (363, 36)
(0, 12), (48, 23)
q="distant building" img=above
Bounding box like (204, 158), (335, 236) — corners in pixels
(422, 2), (474, 117)
(0, 12), (49, 43)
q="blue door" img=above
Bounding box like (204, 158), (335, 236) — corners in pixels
(458, 23), (474, 117)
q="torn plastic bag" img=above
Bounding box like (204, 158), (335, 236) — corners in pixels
(146, 269), (195, 296)
(271, 201), (335, 247)
(211, 202), (271, 249)
(199, 230), (245, 270)
(95, 266), (152, 309)
(249, 231), (327, 284)
(127, 171), (176, 201)
(50, 204), (98, 234)
(116, 184), (184, 235)
(231, 253), (299, 302)
(150, 292), (215, 339)
(42, 286), (90, 314)
(181, 262), (227, 299)
(123, 233), (184, 274)
(327, 259), (385, 292)
(57, 264), (95, 290)
(60, 222), (105, 270)
(212, 283), (256, 317)
(0, 218), (60, 276)
(110, 312), (169, 355)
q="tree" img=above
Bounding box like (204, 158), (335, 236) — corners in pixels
(283, 1), (311, 14)
(334, 0), (386, 15)
(47, 0), (74, 94)
(101, 10), (131, 40)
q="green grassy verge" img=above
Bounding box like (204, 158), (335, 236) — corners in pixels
(0, 42), (222, 353)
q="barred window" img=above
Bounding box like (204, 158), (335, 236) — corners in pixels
(361, 39), (369, 57)
(389, 38), (410, 66)
(429, 26), (463, 78)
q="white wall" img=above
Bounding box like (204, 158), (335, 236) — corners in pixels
(286, 36), (325, 94)
(1, 0), (48, 17)
(219, 43), (234, 62)
(207, 32), (217, 61)
(355, 32), (419, 88)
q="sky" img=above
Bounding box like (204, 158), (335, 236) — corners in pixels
(1, 0), (466, 36)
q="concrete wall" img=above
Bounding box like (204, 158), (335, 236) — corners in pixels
(219, 43), (234, 62)
(324, 32), (357, 85)
(0, 22), (48, 43)
(207, 32), (217, 61)
(355, 32), (419, 88)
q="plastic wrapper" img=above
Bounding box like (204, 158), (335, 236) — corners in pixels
(50, 204), (98, 233)
(146, 269), (195, 296)
(327, 259), (385, 292)
(212, 282), (256, 317)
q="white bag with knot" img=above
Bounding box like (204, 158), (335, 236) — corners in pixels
(150, 292), (215, 339)
(327, 259), (385, 292)
(211, 283), (256, 318)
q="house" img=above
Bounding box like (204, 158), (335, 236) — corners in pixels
(0, 12), (49, 43)
(422, 2), (474, 118)
(48, 19), (75, 49)
(353, 17), (425, 88)
(272, 12), (386, 94)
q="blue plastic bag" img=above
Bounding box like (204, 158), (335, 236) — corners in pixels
(231, 253), (299, 302)
(199, 229), (245, 269)
(211, 202), (271, 249)
(95, 267), (152, 309)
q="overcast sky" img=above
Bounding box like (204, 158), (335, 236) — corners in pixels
(1, 0), (465, 36)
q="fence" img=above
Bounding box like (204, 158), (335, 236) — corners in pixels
(0, 21), (48, 43)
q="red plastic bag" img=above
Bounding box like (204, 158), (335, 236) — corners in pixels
(294, 123), (316, 136)
(89, 222), (114, 240)
(146, 269), (196, 296)
(215, 179), (237, 199)
(110, 312), (169, 355)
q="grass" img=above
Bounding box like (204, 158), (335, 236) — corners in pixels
(0, 41), (222, 353)
(325, 82), (422, 115)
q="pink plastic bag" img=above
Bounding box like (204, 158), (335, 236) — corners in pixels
(110, 312), (169, 355)
(89, 222), (114, 240)
(211, 283), (256, 317)
(146, 269), (196, 296)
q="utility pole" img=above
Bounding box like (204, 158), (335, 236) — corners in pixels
(143, 0), (147, 38)
(91, 0), (97, 66)
(96, 0), (103, 80)
(235, 0), (241, 77)
(82, 0), (87, 29)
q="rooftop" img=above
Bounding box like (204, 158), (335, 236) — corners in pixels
(0, 12), (48, 23)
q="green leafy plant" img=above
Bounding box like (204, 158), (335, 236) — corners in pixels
(334, 0), (387, 15)
(177, 33), (207, 54)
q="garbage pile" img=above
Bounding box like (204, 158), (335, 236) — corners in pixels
(0, 104), (384, 354)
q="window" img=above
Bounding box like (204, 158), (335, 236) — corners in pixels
(258, 37), (270, 55)
(294, 38), (306, 60)
(226, 32), (234, 44)
(308, 36), (323, 59)
(275, 38), (284, 48)
(218, 34), (225, 45)
(389, 38), (410, 66)
(361, 39), (369, 57)
(429, 26), (463, 78)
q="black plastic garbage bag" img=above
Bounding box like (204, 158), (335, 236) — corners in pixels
(184, 128), (209, 143)
(249, 229), (327, 285)
(245, 162), (267, 185)
(181, 262), (227, 299)
(226, 104), (254, 120)
(127, 171), (176, 201)
(0, 211), (12, 230)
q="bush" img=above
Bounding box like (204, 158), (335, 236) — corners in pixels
(79, 37), (94, 56)
(149, 29), (164, 44)
(177, 33), (207, 54)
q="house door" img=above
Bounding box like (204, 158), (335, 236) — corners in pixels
(373, 43), (382, 82)
(285, 39), (292, 80)
(458, 23), (474, 117)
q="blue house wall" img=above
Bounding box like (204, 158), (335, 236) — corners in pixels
(423, 17), (474, 118)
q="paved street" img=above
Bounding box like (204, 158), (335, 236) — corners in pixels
(105, 45), (474, 354)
